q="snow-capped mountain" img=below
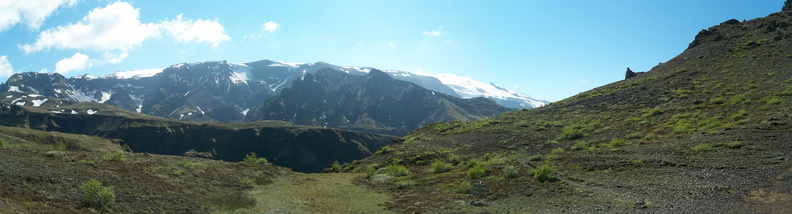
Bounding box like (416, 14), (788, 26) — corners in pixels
(0, 59), (547, 123)
(104, 60), (547, 109)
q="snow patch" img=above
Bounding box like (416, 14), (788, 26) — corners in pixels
(108, 68), (164, 79)
(242, 109), (249, 116)
(8, 86), (22, 93)
(136, 104), (142, 113)
(51, 111), (63, 114)
(5, 95), (12, 98)
(430, 73), (546, 108)
(97, 91), (111, 103)
(31, 99), (48, 107)
(28, 94), (42, 98)
(14, 102), (25, 106)
(71, 110), (77, 114)
(87, 109), (97, 115)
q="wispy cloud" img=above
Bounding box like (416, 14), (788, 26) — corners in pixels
(423, 26), (444, 37)
(244, 21), (279, 41)
(0, 0), (78, 31)
(0, 56), (14, 77)
(19, 1), (231, 64)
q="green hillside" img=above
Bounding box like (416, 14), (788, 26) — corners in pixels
(343, 5), (792, 213)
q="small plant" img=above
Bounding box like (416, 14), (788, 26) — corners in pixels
(502, 165), (518, 178)
(457, 180), (473, 194)
(375, 146), (394, 154)
(386, 164), (409, 177)
(242, 152), (268, 166)
(766, 97), (784, 105)
(514, 121), (531, 127)
(601, 139), (628, 147)
(78, 179), (115, 211)
(0, 139), (7, 147)
(530, 163), (558, 182)
(101, 151), (126, 162)
(329, 161), (342, 172)
(239, 177), (256, 188)
(571, 140), (594, 150)
(467, 165), (488, 179)
(365, 164), (378, 178)
(448, 154), (463, 166)
(709, 97), (726, 104)
(430, 160), (453, 173)
(546, 148), (565, 159)
(78, 159), (96, 165)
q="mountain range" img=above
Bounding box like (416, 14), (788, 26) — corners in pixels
(0, 60), (544, 135)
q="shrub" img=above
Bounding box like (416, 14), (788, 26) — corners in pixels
(386, 164), (409, 177)
(767, 97), (784, 105)
(466, 159), (480, 168)
(239, 177), (256, 188)
(329, 161), (342, 172)
(560, 126), (585, 140)
(430, 161), (453, 173)
(78, 179), (115, 210)
(101, 151), (126, 162)
(457, 181), (473, 194)
(571, 141), (594, 151)
(601, 139), (628, 147)
(365, 164), (378, 178)
(514, 121), (531, 128)
(448, 154), (463, 166)
(502, 165), (518, 178)
(530, 163), (558, 182)
(467, 165), (488, 179)
(710, 97), (726, 104)
(546, 148), (565, 159)
(528, 155), (543, 161)
(0, 139), (7, 147)
(242, 152), (268, 166)
(375, 146), (393, 154)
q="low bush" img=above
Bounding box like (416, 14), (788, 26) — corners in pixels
(430, 161), (452, 173)
(239, 177), (256, 188)
(101, 151), (126, 162)
(386, 164), (409, 177)
(530, 163), (558, 182)
(375, 146), (394, 154)
(78, 179), (115, 211)
(467, 165), (489, 179)
(502, 165), (518, 178)
(242, 152), (268, 166)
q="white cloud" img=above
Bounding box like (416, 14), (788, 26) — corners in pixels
(55, 52), (92, 74)
(19, 2), (159, 57)
(0, 56), (15, 77)
(0, 0), (77, 31)
(19, 1), (231, 64)
(161, 14), (231, 49)
(263, 21), (279, 32)
(423, 26), (444, 37)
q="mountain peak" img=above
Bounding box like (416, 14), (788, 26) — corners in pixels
(367, 69), (391, 79)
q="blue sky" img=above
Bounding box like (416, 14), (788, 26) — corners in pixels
(0, 0), (784, 101)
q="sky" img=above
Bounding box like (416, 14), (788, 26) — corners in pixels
(0, 0), (785, 101)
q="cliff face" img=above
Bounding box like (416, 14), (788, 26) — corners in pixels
(0, 103), (394, 172)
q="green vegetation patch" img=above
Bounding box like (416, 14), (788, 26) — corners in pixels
(78, 179), (116, 211)
(531, 163), (558, 183)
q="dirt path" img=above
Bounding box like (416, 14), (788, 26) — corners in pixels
(229, 173), (394, 214)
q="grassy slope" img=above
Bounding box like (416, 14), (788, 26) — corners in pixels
(343, 8), (792, 213)
(0, 125), (289, 213)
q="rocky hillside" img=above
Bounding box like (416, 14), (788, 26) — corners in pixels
(0, 96), (395, 172)
(341, 5), (792, 213)
(248, 68), (513, 136)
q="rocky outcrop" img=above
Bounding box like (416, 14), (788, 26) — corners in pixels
(624, 67), (644, 79)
